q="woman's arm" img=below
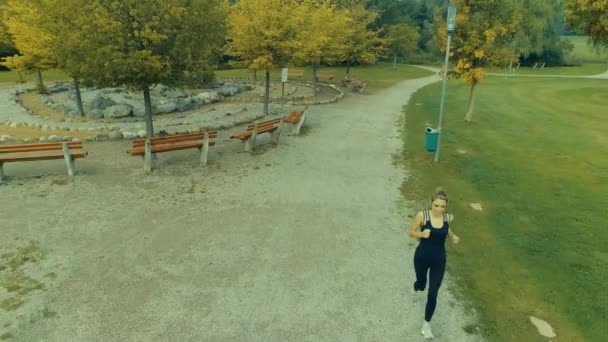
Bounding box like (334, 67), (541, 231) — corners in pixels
(408, 211), (425, 239)
(447, 214), (460, 244)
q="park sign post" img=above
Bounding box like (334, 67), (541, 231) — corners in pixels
(281, 68), (288, 110)
(434, 4), (457, 163)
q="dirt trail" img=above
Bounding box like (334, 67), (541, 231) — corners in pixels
(0, 75), (482, 341)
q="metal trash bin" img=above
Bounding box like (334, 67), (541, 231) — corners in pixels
(425, 127), (439, 152)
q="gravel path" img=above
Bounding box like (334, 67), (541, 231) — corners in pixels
(0, 75), (482, 341)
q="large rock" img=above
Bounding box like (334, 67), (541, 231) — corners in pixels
(109, 131), (124, 140)
(132, 105), (146, 117)
(86, 109), (104, 119)
(469, 203), (483, 211)
(48, 83), (71, 93)
(151, 84), (187, 98)
(40, 95), (53, 104)
(95, 134), (110, 141)
(123, 131), (137, 139)
(218, 85), (240, 97)
(529, 316), (556, 338)
(176, 97), (202, 112)
(0, 135), (14, 143)
(48, 135), (62, 142)
(104, 104), (133, 118)
(194, 91), (220, 104)
(89, 96), (117, 111)
(154, 102), (179, 114)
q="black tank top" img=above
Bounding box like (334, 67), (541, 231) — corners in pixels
(419, 210), (450, 250)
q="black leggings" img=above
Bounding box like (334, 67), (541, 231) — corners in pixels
(413, 246), (446, 322)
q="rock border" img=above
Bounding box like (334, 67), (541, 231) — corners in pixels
(1, 81), (344, 145)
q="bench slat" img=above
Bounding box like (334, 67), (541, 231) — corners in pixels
(0, 149), (87, 163)
(284, 111), (303, 124)
(231, 118), (282, 140)
(129, 140), (208, 156)
(231, 126), (279, 140)
(132, 131), (217, 145)
(0, 142), (82, 153)
(132, 134), (216, 148)
(245, 123), (280, 132)
(245, 119), (282, 131)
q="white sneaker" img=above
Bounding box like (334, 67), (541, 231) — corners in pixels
(412, 289), (425, 304)
(421, 321), (434, 339)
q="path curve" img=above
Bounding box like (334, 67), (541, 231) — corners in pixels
(410, 64), (608, 79)
(1, 75), (482, 341)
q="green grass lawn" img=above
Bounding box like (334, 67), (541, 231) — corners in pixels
(0, 69), (69, 83)
(401, 77), (608, 341)
(564, 35), (608, 64)
(488, 36), (607, 76)
(215, 63), (433, 92)
(488, 63), (607, 76)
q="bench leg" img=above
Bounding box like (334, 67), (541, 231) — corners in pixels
(244, 124), (258, 152)
(62, 143), (76, 176)
(244, 138), (252, 152)
(200, 134), (209, 166)
(294, 112), (306, 135)
(271, 118), (284, 143)
(0, 162), (4, 182)
(144, 140), (152, 173)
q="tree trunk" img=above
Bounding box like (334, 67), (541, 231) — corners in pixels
(16, 71), (25, 83)
(464, 83), (477, 122)
(346, 61), (351, 77)
(73, 78), (85, 116)
(35, 69), (47, 94)
(254, 69), (257, 82)
(312, 63), (319, 94)
(143, 85), (155, 137)
(393, 54), (397, 69)
(263, 70), (270, 115)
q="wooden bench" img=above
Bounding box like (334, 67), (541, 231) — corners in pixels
(316, 72), (336, 83)
(288, 69), (304, 79)
(127, 131), (217, 173)
(230, 117), (284, 152)
(0, 141), (87, 182)
(284, 109), (307, 135)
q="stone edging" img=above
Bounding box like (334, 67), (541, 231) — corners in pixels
(0, 82), (343, 144)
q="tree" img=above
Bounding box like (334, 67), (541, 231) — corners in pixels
(44, 0), (90, 116)
(340, 4), (385, 76)
(0, 1), (11, 49)
(366, 0), (419, 27)
(227, 0), (302, 115)
(293, 0), (351, 84)
(0, 0), (20, 77)
(1, 0), (58, 93)
(5, 0), (94, 115)
(564, 0), (608, 49)
(512, 0), (573, 67)
(435, 0), (521, 122)
(386, 24), (420, 68)
(75, 0), (227, 137)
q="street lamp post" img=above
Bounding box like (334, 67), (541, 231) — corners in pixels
(434, 4), (457, 163)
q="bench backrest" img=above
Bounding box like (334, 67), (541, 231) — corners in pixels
(246, 118), (282, 132)
(132, 131), (218, 148)
(0, 141), (83, 153)
(284, 111), (304, 124)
